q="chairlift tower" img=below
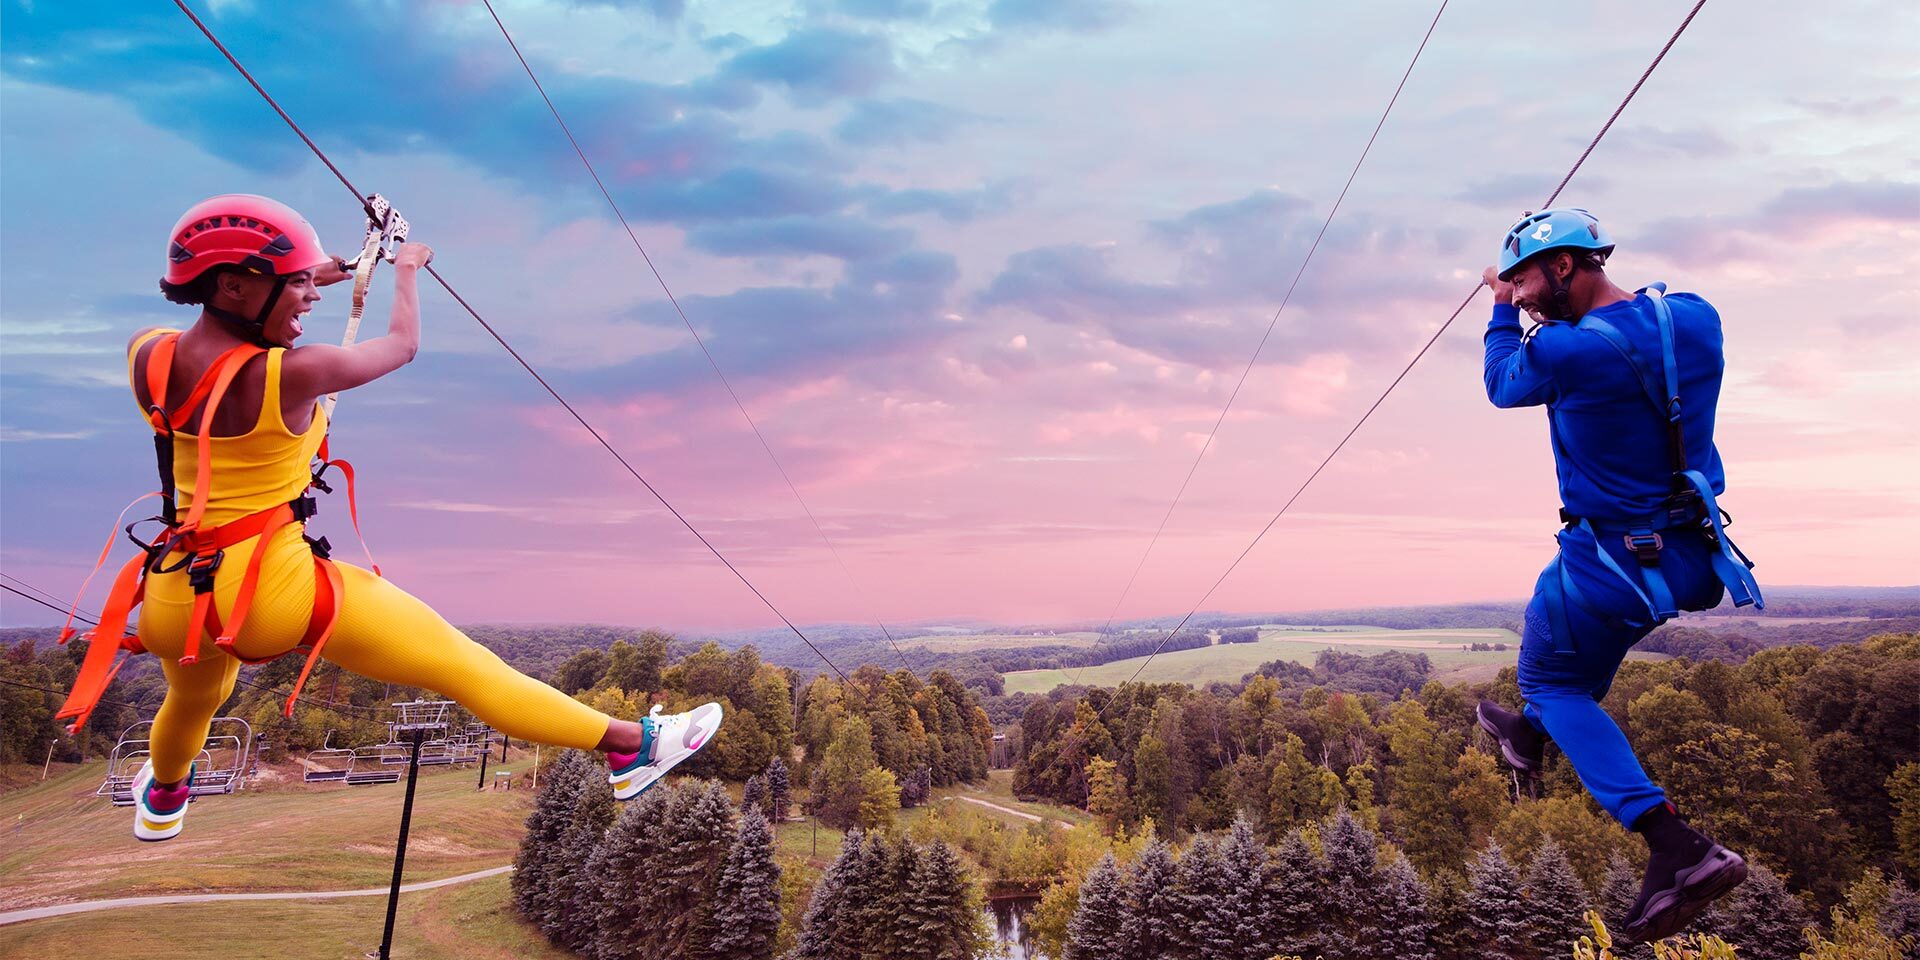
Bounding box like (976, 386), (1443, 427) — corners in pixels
(373, 699), (451, 960)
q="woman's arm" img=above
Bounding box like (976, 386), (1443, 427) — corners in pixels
(282, 243), (433, 404)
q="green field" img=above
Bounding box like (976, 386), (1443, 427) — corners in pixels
(0, 749), (1076, 958)
(1002, 625), (1533, 694)
(899, 631), (1103, 652)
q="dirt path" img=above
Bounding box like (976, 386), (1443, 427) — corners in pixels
(0, 865), (512, 927)
(948, 794), (1044, 825)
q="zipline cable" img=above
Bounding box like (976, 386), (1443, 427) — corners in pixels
(1109, 0), (1711, 693)
(170, 0), (850, 683)
(1065, 0), (1451, 689)
(480, 0), (917, 678)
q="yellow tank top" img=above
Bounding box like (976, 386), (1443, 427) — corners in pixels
(129, 329), (329, 527)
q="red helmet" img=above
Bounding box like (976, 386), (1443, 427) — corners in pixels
(164, 194), (329, 285)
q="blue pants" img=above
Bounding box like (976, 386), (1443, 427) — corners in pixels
(1517, 525), (1725, 828)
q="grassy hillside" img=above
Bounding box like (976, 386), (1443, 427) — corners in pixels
(1002, 625), (1539, 693)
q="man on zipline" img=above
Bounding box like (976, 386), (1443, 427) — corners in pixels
(1475, 208), (1764, 942)
(59, 195), (722, 842)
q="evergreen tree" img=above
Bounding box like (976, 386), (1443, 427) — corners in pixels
(1066, 853), (1129, 960)
(895, 838), (981, 960)
(1119, 839), (1181, 959)
(1702, 862), (1811, 960)
(743, 773), (769, 815)
(1319, 810), (1383, 960)
(547, 758), (619, 953)
(1463, 843), (1528, 960)
(1373, 853), (1437, 960)
(511, 749), (591, 926)
(1597, 853), (1654, 960)
(590, 780), (737, 960)
(765, 756), (792, 823)
(1262, 830), (1322, 960)
(790, 829), (870, 960)
(1521, 838), (1590, 957)
(706, 806), (782, 960)
(1167, 833), (1236, 960)
(1384, 699), (1465, 875)
(1217, 816), (1275, 960)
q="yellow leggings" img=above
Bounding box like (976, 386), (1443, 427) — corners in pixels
(137, 526), (612, 783)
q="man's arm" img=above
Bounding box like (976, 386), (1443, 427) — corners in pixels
(1482, 267), (1556, 408)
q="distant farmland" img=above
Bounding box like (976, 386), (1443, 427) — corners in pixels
(901, 631), (1103, 653)
(999, 624), (1645, 693)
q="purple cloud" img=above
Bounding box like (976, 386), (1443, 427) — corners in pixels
(686, 215), (914, 261)
(717, 28), (899, 107)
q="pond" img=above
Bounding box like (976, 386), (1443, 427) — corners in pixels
(985, 895), (1048, 960)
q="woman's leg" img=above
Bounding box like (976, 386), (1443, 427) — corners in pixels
(149, 652), (242, 786)
(317, 564), (633, 751)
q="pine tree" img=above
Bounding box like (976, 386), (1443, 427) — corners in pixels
(896, 839), (980, 960)
(1373, 853), (1437, 960)
(1065, 853), (1128, 960)
(1522, 838), (1590, 958)
(766, 756), (791, 823)
(1217, 816), (1275, 960)
(590, 780), (738, 960)
(743, 773), (769, 815)
(1597, 853), (1654, 960)
(511, 749), (591, 926)
(547, 756), (619, 953)
(1701, 862), (1810, 960)
(1463, 843), (1529, 960)
(1262, 830), (1322, 960)
(789, 829), (868, 960)
(1168, 833), (1237, 960)
(1119, 839), (1181, 959)
(706, 806), (781, 960)
(1319, 810), (1383, 960)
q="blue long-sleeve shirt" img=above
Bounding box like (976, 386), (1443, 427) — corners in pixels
(1483, 292), (1728, 523)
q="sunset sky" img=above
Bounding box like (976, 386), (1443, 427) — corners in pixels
(2, 0), (1915, 634)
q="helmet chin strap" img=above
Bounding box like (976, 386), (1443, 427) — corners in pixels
(205, 275), (291, 347)
(1538, 261), (1579, 322)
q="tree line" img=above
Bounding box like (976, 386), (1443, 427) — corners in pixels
(1014, 633), (1919, 920)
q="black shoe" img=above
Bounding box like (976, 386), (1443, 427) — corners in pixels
(1477, 700), (1546, 777)
(1623, 808), (1749, 943)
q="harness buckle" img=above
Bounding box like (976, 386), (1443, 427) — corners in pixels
(291, 494), (320, 522)
(1623, 532), (1663, 567)
(305, 535), (333, 560)
(186, 550), (224, 593)
(1558, 507), (1579, 528)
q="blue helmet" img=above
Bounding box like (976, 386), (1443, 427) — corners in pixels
(1497, 208), (1614, 281)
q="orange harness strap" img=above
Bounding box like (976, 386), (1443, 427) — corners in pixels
(56, 333), (356, 733)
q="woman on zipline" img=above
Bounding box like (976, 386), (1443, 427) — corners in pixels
(64, 195), (720, 842)
(1475, 209), (1763, 942)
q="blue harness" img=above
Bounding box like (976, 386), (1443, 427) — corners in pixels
(1538, 283), (1764, 652)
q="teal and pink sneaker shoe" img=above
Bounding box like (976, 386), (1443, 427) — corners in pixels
(607, 702), (724, 801)
(132, 761), (193, 842)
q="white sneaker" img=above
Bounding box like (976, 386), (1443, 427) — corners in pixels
(132, 761), (192, 842)
(609, 702), (724, 801)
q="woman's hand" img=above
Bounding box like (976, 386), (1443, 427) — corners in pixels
(392, 243), (433, 271)
(314, 255), (355, 287)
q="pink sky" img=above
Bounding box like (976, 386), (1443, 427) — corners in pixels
(2, 1), (1915, 633)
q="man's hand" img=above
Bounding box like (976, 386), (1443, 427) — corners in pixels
(1482, 266), (1514, 305)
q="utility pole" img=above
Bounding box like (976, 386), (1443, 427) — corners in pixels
(476, 741), (489, 790)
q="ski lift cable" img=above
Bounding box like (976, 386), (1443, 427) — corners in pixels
(480, 0), (918, 678)
(1065, 0), (1452, 690)
(169, 0), (850, 683)
(1109, 0), (1711, 693)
